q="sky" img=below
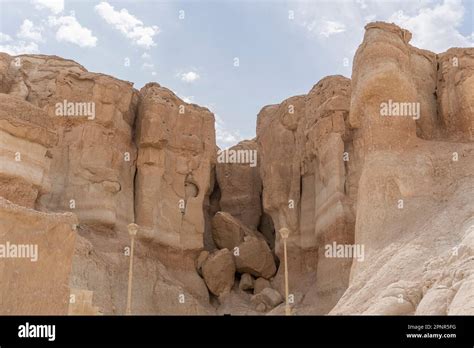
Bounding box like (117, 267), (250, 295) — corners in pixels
(0, 0), (472, 148)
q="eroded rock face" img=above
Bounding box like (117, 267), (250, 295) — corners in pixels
(256, 22), (474, 316)
(0, 53), (138, 232)
(437, 48), (474, 142)
(0, 94), (57, 208)
(0, 197), (77, 314)
(135, 83), (216, 251)
(0, 20), (472, 316)
(216, 139), (262, 229)
(328, 22), (474, 315)
(257, 75), (354, 313)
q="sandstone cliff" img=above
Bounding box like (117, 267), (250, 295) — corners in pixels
(0, 21), (472, 315)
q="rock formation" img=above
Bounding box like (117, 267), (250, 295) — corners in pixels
(0, 21), (472, 316)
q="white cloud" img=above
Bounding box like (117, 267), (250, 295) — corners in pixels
(32, 0), (64, 14)
(0, 41), (39, 55)
(94, 2), (160, 49)
(48, 15), (97, 47)
(141, 52), (151, 59)
(297, 0), (473, 73)
(179, 95), (195, 103)
(215, 113), (244, 149)
(388, 0), (473, 52)
(0, 32), (12, 42)
(307, 20), (346, 38)
(141, 62), (154, 69)
(17, 20), (43, 42)
(179, 71), (200, 83)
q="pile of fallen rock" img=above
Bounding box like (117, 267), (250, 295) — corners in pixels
(195, 211), (283, 312)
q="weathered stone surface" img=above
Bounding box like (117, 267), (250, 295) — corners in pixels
(254, 277), (271, 294)
(239, 273), (254, 291)
(68, 289), (102, 315)
(0, 19), (473, 316)
(251, 288), (283, 311)
(0, 197), (77, 314)
(437, 48), (474, 142)
(211, 211), (250, 250)
(135, 83), (216, 251)
(0, 54), (139, 232)
(257, 75), (353, 312)
(234, 237), (276, 279)
(216, 139), (262, 229)
(0, 94), (58, 208)
(195, 250), (209, 276)
(202, 249), (236, 296)
(328, 22), (474, 315)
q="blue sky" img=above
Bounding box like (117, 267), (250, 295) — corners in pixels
(0, 0), (472, 148)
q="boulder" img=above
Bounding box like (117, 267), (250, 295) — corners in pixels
(211, 211), (250, 250)
(195, 250), (209, 276)
(202, 249), (236, 296)
(254, 277), (272, 294)
(234, 237), (276, 279)
(251, 288), (284, 311)
(239, 273), (254, 291)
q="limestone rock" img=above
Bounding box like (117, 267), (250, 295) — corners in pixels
(202, 249), (236, 296)
(251, 288), (283, 311)
(211, 211), (250, 250)
(0, 197), (77, 314)
(135, 83), (216, 251)
(328, 22), (474, 315)
(195, 250), (209, 276)
(254, 277), (271, 294)
(216, 139), (262, 229)
(239, 273), (254, 291)
(234, 237), (276, 279)
(257, 74), (353, 312)
(2, 54), (139, 232)
(1, 19), (473, 317)
(0, 94), (57, 208)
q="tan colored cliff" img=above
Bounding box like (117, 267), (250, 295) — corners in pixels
(0, 21), (472, 316)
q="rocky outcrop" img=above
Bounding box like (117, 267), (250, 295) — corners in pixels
(257, 75), (354, 313)
(327, 22), (474, 315)
(436, 48), (474, 142)
(0, 54), (138, 232)
(216, 139), (262, 229)
(0, 20), (472, 316)
(135, 83), (216, 251)
(0, 197), (77, 314)
(255, 22), (474, 316)
(0, 94), (57, 208)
